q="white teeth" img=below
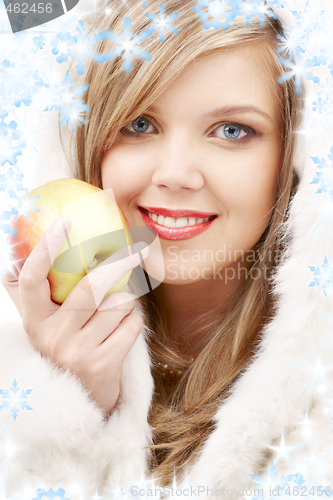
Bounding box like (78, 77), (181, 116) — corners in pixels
(176, 217), (188, 227)
(147, 211), (211, 227)
(157, 215), (166, 225)
(162, 216), (175, 228)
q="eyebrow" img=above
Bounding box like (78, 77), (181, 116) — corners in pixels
(201, 105), (273, 122)
(147, 105), (274, 122)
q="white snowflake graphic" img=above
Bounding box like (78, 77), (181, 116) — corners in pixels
(0, 379), (33, 421)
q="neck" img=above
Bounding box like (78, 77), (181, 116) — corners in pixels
(153, 265), (244, 359)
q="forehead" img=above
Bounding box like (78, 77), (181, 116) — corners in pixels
(150, 44), (280, 125)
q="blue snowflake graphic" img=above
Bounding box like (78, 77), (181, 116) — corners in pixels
(0, 166), (27, 199)
(0, 379), (33, 421)
(250, 462), (312, 498)
(0, 120), (25, 167)
(0, 32), (48, 116)
(275, 2), (330, 93)
(290, 2), (326, 38)
(10, 193), (40, 224)
(44, 71), (90, 132)
(32, 488), (70, 500)
(33, 35), (46, 51)
(146, 4), (179, 42)
(277, 46), (320, 94)
(276, 27), (306, 60)
(194, 0), (243, 30)
(311, 148), (333, 200)
(238, 0), (278, 27)
(312, 96), (329, 114)
(53, 20), (96, 76)
(0, 192), (40, 248)
(50, 30), (78, 64)
(0, 207), (19, 237)
(51, 17), (155, 76)
(193, 0), (280, 32)
(318, 78), (333, 101)
(309, 257), (333, 297)
(250, 461), (281, 498)
(92, 17), (153, 73)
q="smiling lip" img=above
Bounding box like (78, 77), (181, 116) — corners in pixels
(139, 206), (217, 218)
(138, 207), (218, 241)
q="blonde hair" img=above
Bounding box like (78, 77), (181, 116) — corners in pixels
(61, 0), (302, 486)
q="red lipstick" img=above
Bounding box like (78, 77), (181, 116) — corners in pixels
(138, 207), (218, 241)
(140, 206), (217, 219)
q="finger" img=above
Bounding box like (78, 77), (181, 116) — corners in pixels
(75, 291), (137, 348)
(18, 216), (71, 324)
(53, 242), (149, 332)
(1, 267), (23, 317)
(99, 311), (143, 362)
(1, 266), (19, 283)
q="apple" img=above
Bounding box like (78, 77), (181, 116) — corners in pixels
(9, 178), (133, 304)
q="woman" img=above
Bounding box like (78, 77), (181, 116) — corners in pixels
(1, 0), (333, 497)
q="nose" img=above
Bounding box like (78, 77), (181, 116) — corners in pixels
(151, 134), (205, 191)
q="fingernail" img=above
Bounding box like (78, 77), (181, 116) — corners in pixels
(53, 216), (71, 236)
(134, 242), (149, 256)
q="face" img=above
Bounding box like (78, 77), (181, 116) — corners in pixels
(101, 44), (282, 286)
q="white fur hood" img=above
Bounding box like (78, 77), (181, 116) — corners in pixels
(0, 1), (333, 499)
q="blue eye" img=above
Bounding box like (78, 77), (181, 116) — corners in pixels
(212, 123), (249, 141)
(224, 124), (241, 139)
(132, 116), (151, 133)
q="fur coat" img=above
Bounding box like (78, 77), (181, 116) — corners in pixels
(0, 1), (333, 498)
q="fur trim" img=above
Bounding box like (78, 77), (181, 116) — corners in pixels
(0, 320), (153, 493)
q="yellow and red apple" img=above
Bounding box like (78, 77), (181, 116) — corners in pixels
(9, 178), (133, 304)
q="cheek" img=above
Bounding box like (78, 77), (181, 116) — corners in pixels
(214, 153), (279, 223)
(101, 147), (147, 206)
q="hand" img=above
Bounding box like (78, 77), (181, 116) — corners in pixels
(1, 216), (149, 416)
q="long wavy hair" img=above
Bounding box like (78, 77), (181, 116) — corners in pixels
(60, 0), (302, 487)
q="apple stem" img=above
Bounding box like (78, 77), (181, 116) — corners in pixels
(86, 256), (98, 272)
